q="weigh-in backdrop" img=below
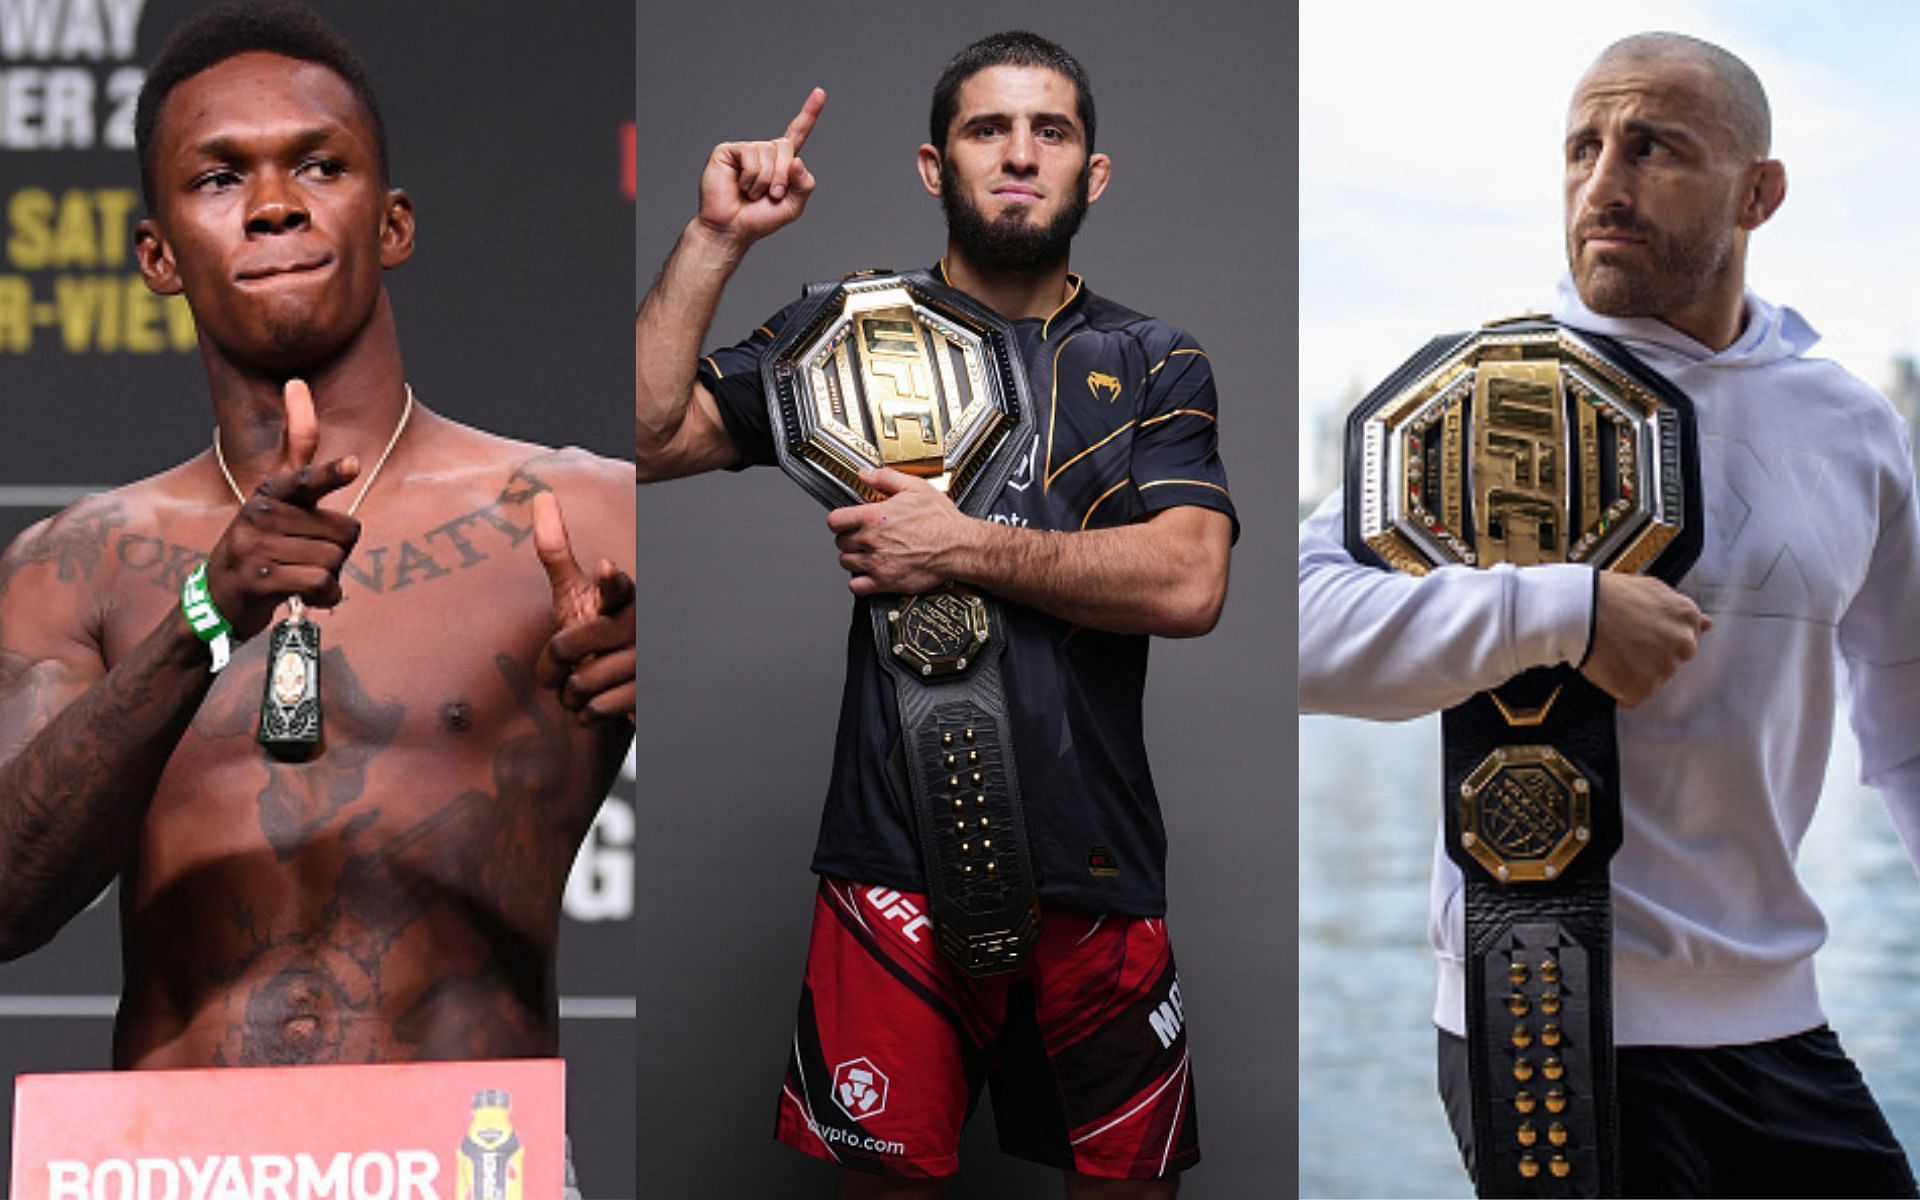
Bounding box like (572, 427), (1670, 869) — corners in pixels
(635, 2), (1296, 1195)
(0, 1), (637, 1194)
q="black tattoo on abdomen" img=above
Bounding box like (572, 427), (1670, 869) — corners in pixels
(202, 651), (581, 1063)
(239, 958), (354, 1065)
(252, 649), (405, 861)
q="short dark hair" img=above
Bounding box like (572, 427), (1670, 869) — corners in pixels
(135, 1), (388, 211)
(928, 31), (1096, 154)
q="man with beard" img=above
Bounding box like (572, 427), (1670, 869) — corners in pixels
(1300, 33), (1920, 1196)
(0, 0), (634, 1125)
(636, 31), (1233, 1198)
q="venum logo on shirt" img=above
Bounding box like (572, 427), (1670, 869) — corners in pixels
(1086, 371), (1122, 403)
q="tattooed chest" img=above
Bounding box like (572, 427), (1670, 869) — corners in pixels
(98, 471), (556, 655)
(150, 632), (580, 861)
(125, 638), (584, 1064)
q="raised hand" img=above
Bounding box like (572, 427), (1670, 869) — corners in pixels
(697, 87), (826, 246)
(532, 491), (636, 724)
(204, 379), (363, 639)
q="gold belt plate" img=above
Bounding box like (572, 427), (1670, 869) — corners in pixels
(1457, 745), (1593, 883)
(1354, 325), (1680, 578)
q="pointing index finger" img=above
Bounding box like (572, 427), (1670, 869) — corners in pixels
(783, 87), (826, 152)
(532, 490), (593, 619)
(282, 378), (319, 473)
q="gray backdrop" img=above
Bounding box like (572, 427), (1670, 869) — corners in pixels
(635, 2), (1296, 1196)
(0, 1), (637, 1195)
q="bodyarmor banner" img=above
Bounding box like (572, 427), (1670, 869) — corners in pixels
(1344, 319), (1703, 1198)
(762, 269), (1040, 975)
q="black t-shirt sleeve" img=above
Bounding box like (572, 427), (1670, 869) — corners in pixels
(694, 300), (803, 470)
(1129, 329), (1240, 541)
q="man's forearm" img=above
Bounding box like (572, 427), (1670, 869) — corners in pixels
(1297, 495), (1593, 718)
(635, 220), (746, 479)
(941, 510), (1229, 638)
(0, 610), (213, 959)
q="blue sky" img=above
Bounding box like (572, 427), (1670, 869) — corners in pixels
(1299, 0), (1920, 499)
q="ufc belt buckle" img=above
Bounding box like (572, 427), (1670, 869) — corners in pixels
(1345, 318), (1702, 1198)
(762, 269), (1041, 975)
(761, 268), (1030, 513)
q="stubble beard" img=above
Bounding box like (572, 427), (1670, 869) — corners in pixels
(1568, 209), (1737, 322)
(941, 156), (1091, 275)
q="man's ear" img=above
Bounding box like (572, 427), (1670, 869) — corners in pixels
(1086, 152), (1112, 205)
(380, 187), (416, 268)
(134, 217), (182, 296)
(917, 144), (944, 199)
(1738, 159), (1786, 231)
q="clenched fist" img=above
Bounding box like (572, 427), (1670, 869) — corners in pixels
(1581, 572), (1711, 707)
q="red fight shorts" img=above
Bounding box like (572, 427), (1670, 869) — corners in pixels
(774, 877), (1199, 1180)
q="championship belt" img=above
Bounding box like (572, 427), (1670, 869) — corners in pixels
(761, 268), (1041, 975)
(1343, 319), (1702, 1198)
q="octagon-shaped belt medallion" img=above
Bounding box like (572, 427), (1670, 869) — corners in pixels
(888, 587), (991, 678)
(1458, 745), (1593, 883)
(1350, 321), (1691, 578)
(762, 269), (1032, 518)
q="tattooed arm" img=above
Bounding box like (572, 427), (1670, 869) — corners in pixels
(0, 501), (217, 959)
(0, 393), (362, 958)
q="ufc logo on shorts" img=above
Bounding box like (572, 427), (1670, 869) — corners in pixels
(864, 887), (932, 943)
(832, 1057), (891, 1123)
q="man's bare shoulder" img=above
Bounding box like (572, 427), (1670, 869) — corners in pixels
(412, 417), (631, 543)
(0, 458), (222, 600)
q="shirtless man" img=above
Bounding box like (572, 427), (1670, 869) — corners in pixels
(0, 2), (634, 1069)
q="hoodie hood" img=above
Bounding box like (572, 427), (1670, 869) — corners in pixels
(1551, 272), (1819, 370)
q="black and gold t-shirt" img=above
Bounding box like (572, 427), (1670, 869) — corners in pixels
(698, 272), (1235, 916)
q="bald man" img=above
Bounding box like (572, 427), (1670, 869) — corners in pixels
(1300, 32), (1920, 1197)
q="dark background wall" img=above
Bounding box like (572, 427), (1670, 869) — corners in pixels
(0, 1), (637, 1195)
(635, 2), (1296, 1195)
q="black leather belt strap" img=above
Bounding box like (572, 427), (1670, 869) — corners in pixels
(1340, 319), (1704, 1200)
(758, 268), (1044, 976)
(870, 592), (1040, 975)
(1444, 666), (1622, 1199)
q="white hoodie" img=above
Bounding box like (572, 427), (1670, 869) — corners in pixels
(1299, 279), (1920, 1045)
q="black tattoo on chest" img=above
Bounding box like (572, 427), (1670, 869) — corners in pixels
(198, 649), (577, 1065)
(114, 534), (203, 593)
(108, 462), (558, 608)
(191, 648), (406, 862)
(337, 463), (550, 597)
